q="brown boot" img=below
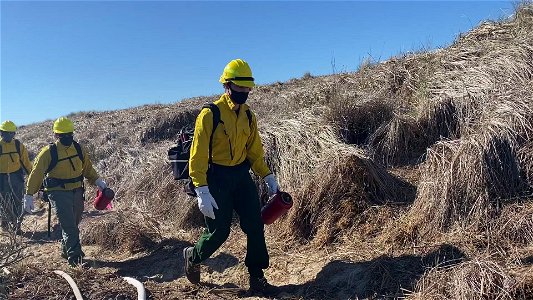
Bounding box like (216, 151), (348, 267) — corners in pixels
(183, 247), (200, 284)
(249, 276), (280, 296)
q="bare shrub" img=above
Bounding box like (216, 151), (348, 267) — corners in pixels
(0, 194), (24, 269)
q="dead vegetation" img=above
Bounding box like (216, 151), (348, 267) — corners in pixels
(9, 2), (533, 299)
(81, 211), (161, 254)
(0, 195), (24, 269)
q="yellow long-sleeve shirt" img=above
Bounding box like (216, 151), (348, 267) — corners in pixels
(26, 141), (99, 194)
(189, 94), (271, 187)
(0, 139), (32, 174)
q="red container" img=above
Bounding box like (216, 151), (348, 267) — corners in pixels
(261, 192), (293, 225)
(93, 188), (115, 210)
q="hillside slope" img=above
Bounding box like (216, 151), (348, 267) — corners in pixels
(3, 4), (533, 299)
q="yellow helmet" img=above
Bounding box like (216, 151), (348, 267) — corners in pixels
(53, 117), (74, 134)
(0, 120), (17, 132)
(219, 59), (255, 88)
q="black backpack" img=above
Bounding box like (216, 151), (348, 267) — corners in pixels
(168, 103), (252, 196)
(41, 141), (85, 189)
(0, 139), (29, 174)
(45, 141), (84, 174)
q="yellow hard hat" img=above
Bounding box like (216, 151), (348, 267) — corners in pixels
(219, 59), (255, 88)
(0, 120), (17, 132)
(53, 117), (74, 134)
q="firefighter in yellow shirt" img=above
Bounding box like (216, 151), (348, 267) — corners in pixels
(0, 121), (32, 233)
(23, 117), (108, 267)
(182, 59), (281, 295)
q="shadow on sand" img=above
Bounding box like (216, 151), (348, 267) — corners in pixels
(91, 238), (239, 283)
(276, 244), (465, 299)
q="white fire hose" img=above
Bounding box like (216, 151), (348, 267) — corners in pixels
(122, 276), (146, 300)
(53, 270), (83, 300)
(51, 271), (146, 299)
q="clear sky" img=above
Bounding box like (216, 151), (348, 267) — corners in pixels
(1, 1), (515, 126)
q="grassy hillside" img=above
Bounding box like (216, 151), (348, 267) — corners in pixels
(4, 3), (533, 299)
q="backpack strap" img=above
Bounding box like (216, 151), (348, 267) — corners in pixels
(73, 141), (84, 162)
(0, 139), (28, 173)
(45, 141), (84, 174)
(245, 109), (253, 128)
(15, 139), (20, 155)
(14, 139), (30, 174)
(43, 141), (85, 188)
(202, 103), (221, 164)
(46, 143), (58, 174)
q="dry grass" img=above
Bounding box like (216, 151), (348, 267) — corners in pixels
(399, 132), (529, 241)
(324, 90), (394, 145)
(410, 256), (518, 300)
(518, 142), (533, 185)
(81, 211), (161, 253)
(9, 3), (533, 299)
(140, 108), (199, 145)
(493, 201), (533, 249)
(0, 195), (24, 270)
(8, 264), (138, 299)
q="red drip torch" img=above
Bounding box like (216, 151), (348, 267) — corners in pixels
(261, 191), (293, 225)
(93, 188), (115, 210)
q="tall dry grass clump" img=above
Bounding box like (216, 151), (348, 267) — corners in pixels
(369, 115), (426, 166)
(493, 200), (533, 250)
(411, 257), (518, 300)
(324, 90), (394, 145)
(402, 131), (528, 240)
(394, 74), (533, 240)
(260, 108), (415, 244)
(283, 147), (413, 245)
(120, 160), (205, 230)
(140, 109), (199, 144)
(261, 108), (342, 191)
(81, 210), (161, 253)
(518, 141), (533, 185)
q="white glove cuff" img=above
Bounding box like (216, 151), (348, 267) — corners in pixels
(264, 174), (275, 181)
(196, 186), (210, 195)
(95, 178), (107, 191)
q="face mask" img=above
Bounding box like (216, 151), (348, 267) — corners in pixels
(229, 87), (249, 104)
(0, 132), (15, 143)
(59, 135), (74, 146)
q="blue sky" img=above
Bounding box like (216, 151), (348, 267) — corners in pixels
(1, 1), (515, 126)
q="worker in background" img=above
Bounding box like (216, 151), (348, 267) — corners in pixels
(0, 120), (32, 234)
(23, 117), (109, 267)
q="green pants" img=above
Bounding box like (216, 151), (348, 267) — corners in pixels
(0, 172), (24, 231)
(191, 162), (269, 278)
(48, 188), (85, 264)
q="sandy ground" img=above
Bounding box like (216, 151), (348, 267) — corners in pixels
(5, 201), (375, 300)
